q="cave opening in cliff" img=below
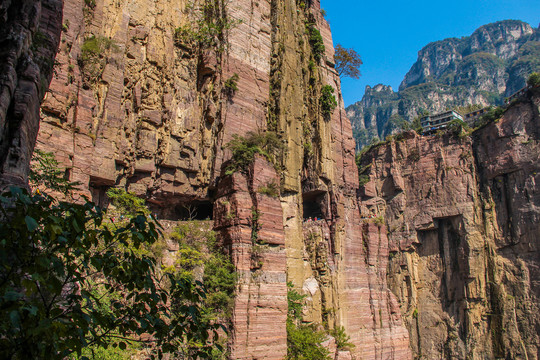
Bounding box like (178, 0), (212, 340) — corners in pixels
(302, 190), (327, 220)
(175, 200), (213, 221)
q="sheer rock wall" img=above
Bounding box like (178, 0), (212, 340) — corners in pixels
(358, 89), (540, 359)
(35, 0), (411, 358)
(0, 0), (63, 187)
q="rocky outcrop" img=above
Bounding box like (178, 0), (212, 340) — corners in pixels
(358, 88), (540, 359)
(34, 0), (412, 358)
(347, 20), (540, 149)
(0, 0), (63, 187)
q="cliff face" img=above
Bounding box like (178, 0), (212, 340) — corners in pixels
(35, 0), (411, 358)
(347, 20), (540, 149)
(358, 88), (540, 359)
(0, 0), (63, 187)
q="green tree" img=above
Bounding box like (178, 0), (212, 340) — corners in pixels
(286, 283), (330, 360)
(29, 149), (80, 195)
(0, 188), (219, 359)
(106, 188), (150, 218)
(334, 44), (362, 79)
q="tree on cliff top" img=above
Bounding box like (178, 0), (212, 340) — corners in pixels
(334, 44), (362, 79)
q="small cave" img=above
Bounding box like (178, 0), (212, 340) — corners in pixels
(174, 200), (214, 221)
(302, 190), (327, 221)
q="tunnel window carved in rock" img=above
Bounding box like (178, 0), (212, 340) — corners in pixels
(302, 190), (328, 220)
(175, 200), (214, 221)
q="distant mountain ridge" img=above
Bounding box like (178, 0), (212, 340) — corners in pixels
(347, 20), (540, 149)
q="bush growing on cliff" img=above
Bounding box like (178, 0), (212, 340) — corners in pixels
(528, 72), (540, 88)
(307, 24), (325, 62)
(320, 85), (337, 119)
(472, 106), (505, 129)
(286, 283), (330, 360)
(225, 131), (284, 175)
(168, 221), (236, 358)
(79, 35), (118, 86)
(106, 188), (150, 218)
(30, 149), (80, 196)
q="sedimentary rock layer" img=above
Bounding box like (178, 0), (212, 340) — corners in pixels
(358, 88), (540, 359)
(35, 0), (412, 358)
(0, 0), (63, 187)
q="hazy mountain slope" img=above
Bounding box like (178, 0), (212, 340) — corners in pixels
(347, 20), (540, 149)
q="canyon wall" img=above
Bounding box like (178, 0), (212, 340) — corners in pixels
(0, 0), (63, 187)
(358, 88), (540, 359)
(35, 0), (411, 358)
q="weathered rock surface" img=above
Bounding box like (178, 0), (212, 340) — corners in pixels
(347, 20), (540, 149)
(0, 0), (63, 187)
(34, 0), (412, 358)
(358, 88), (540, 359)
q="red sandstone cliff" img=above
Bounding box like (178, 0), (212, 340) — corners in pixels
(358, 88), (540, 359)
(35, 0), (412, 358)
(0, 0), (63, 187)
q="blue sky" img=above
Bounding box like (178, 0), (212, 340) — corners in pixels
(320, 0), (540, 106)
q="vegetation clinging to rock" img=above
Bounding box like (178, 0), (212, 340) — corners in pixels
(320, 85), (337, 119)
(225, 131), (284, 175)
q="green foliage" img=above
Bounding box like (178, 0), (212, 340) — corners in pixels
(173, 1), (241, 52)
(84, 0), (96, 8)
(373, 215), (385, 227)
(225, 131), (284, 175)
(257, 181), (279, 197)
(334, 44), (362, 79)
(330, 326), (355, 351)
(0, 187), (218, 359)
(79, 36), (117, 85)
(307, 24), (325, 62)
(473, 106), (505, 129)
(286, 322), (331, 360)
(320, 85), (337, 119)
(286, 283), (330, 360)
(224, 73), (239, 94)
(358, 174), (370, 187)
(528, 72), (540, 87)
(106, 188), (150, 218)
(29, 149), (80, 195)
(287, 282), (306, 321)
(167, 221), (236, 357)
(447, 118), (471, 138)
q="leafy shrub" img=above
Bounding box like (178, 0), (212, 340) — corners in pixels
(307, 25), (325, 62)
(373, 215), (385, 227)
(173, 2), (242, 52)
(528, 72), (540, 87)
(84, 0), (96, 8)
(224, 73), (239, 94)
(106, 188), (150, 218)
(286, 283), (330, 360)
(30, 149), (80, 195)
(225, 131), (284, 175)
(0, 188), (217, 359)
(330, 326), (355, 351)
(167, 221), (236, 357)
(79, 36), (117, 85)
(258, 181), (279, 197)
(473, 106), (505, 129)
(320, 85), (337, 119)
(358, 174), (370, 187)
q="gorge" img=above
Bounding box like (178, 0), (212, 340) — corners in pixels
(0, 0), (539, 359)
